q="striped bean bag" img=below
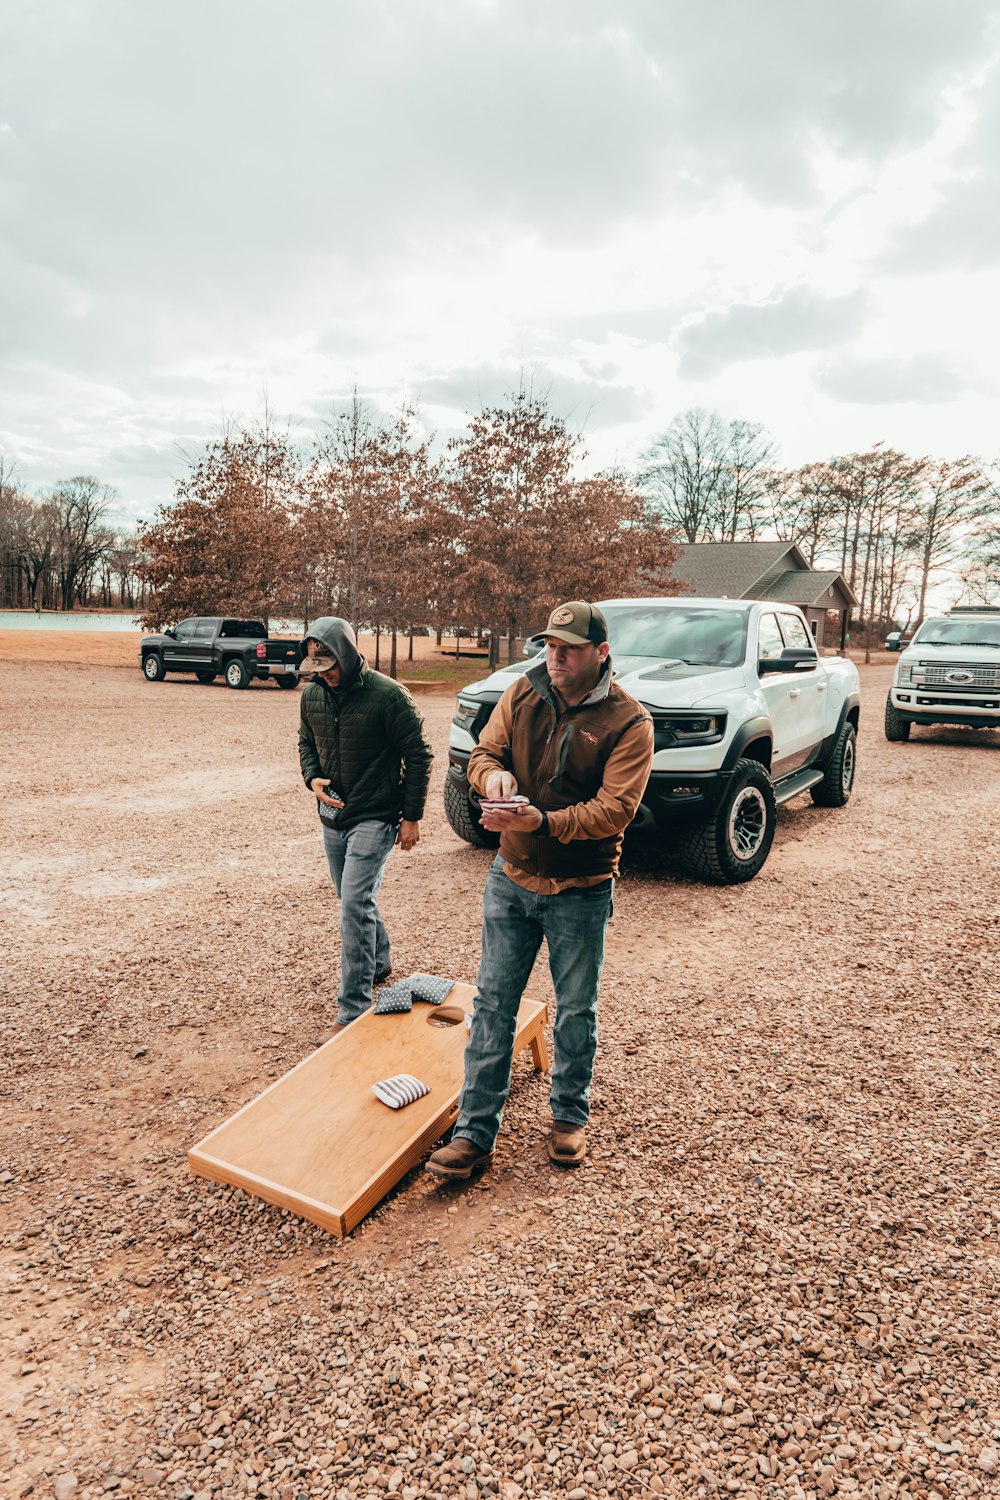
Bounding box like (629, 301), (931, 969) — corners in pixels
(371, 1075), (431, 1110)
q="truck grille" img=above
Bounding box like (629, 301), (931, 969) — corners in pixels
(916, 662), (1000, 689)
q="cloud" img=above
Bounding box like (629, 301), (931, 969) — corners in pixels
(412, 363), (649, 430)
(879, 82), (1000, 273)
(885, 178), (1000, 272)
(0, 2), (996, 501)
(814, 353), (972, 405)
(675, 286), (869, 379)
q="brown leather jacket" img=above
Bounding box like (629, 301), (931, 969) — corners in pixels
(468, 660), (653, 881)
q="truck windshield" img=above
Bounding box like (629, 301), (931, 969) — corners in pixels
(913, 620), (1000, 647)
(602, 605), (747, 666)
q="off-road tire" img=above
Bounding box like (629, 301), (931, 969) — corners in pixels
(224, 658), (250, 690)
(675, 758), (777, 885)
(274, 674), (299, 689)
(810, 721), (857, 806)
(443, 774), (501, 849)
(195, 670), (216, 683)
(884, 698), (911, 742)
(143, 653), (166, 682)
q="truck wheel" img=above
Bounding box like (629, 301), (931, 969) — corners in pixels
(196, 670), (217, 684)
(810, 722), (857, 807)
(143, 654), (166, 682)
(444, 774), (500, 849)
(224, 658), (250, 690)
(884, 698), (911, 742)
(274, 674), (299, 689)
(675, 758), (776, 885)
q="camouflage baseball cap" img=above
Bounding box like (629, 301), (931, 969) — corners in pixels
(298, 650), (338, 675)
(541, 600), (608, 647)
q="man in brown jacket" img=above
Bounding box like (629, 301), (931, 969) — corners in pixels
(427, 600), (653, 1180)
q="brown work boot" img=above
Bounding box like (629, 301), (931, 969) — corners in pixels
(547, 1120), (586, 1168)
(426, 1137), (494, 1180)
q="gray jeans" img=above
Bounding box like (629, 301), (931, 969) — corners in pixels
(456, 856), (613, 1152)
(322, 819), (396, 1024)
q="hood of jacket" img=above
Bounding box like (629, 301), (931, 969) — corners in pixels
(302, 617), (364, 691)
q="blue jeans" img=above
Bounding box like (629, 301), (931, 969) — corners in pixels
(456, 856), (614, 1151)
(322, 820), (397, 1024)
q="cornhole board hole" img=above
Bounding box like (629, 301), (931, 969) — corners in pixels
(188, 982), (549, 1237)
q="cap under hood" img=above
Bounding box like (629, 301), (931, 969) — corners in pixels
(301, 617), (364, 688)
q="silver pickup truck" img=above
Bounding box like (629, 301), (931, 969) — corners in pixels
(885, 605), (1000, 739)
(445, 596), (861, 884)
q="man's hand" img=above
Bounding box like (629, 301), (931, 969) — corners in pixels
(397, 819), (420, 851)
(310, 778), (344, 809)
(479, 802), (543, 833)
(485, 770), (518, 800)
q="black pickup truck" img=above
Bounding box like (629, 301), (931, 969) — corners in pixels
(139, 617), (301, 689)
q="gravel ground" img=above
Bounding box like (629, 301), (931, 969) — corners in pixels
(1, 659), (998, 1500)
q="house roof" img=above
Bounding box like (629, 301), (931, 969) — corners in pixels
(745, 570), (858, 607)
(671, 541), (805, 597)
(672, 541), (857, 609)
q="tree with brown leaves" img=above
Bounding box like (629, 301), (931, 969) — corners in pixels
(138, 415), (301, 630)
(448, 390), (681, 664)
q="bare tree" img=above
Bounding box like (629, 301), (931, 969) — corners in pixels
(822, 447), (927, 661)
(956, 460), (1000, 604)
(49, 477), (116, 609)
(766, 462), (840, 564)
(638, 408), (777, 543)
(911, 458), (993, 625)
(638, 408), (729, 543)
(718, 418), (778, 541)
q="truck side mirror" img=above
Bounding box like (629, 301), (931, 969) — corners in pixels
(164, 626), (177, 639)
(758, 649), (818, 675)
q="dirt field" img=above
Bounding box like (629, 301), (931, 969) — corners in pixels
(0, 629), (483, 688)
(2, 653), (998, 1500)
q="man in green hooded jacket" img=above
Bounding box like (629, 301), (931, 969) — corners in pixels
(298, 617), (433, 1032)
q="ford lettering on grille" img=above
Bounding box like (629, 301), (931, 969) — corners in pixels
(945, 669), (975, 684)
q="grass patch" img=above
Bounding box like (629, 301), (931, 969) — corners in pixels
(390, 657), (500, 691)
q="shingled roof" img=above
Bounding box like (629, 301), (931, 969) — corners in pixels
(744, 570), (856, 606)
(671, 541), (806, 597)
(671, 542), (857, 610)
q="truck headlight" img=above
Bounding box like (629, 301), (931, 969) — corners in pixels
(896, 665), (913, 686)
(650, 712), (727, 747)
(453, 696), (480, 728)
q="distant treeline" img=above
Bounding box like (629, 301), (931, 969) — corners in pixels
(0, 463), (147, 614)
(2, 397), (998, 663)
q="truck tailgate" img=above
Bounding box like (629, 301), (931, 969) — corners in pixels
(265, 639), (300, 665)
(257, 636), (301, 672)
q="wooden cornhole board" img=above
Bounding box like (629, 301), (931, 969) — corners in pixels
(188, 982), (549, 1237)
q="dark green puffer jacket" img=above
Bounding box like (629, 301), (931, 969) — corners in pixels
(298, 617), (433, 831)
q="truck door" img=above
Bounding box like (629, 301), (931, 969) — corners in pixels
(163, 618), (201, 671)
(776, 611), (823, 770)
(756, 611), (809, 777)
(190, 619), (219, 670)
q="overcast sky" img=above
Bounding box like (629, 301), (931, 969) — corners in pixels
(2, 0), (999, 528)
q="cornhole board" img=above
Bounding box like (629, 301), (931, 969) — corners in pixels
(188, 982), (549, 1237)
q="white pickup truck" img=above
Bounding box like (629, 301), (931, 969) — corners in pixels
(444, 596), (861, 884)
(885, 605), (1000, 740)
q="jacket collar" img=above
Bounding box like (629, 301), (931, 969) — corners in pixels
(525, 656), (614, 711)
